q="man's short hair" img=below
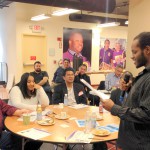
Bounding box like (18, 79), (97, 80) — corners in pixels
(79, 64), (87, 69)
(105, 39), (110, 43)
(134, 32), (150, 50)
(34, 61), (41, 66)
(63, 68), (75, 76)
(63, 58), (70, 63)
(69, 31), (82, 40)
(115, 64), (123, 70)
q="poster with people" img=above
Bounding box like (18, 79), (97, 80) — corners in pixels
(63, 27), (92, 70)
(99, 38), (126, 70)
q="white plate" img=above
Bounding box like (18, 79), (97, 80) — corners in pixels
(55, 114), (70, 120)
(37, 118), (55, 126)
(92, 129), (110, 136)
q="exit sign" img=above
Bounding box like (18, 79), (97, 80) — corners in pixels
(32, 25), (41, 33)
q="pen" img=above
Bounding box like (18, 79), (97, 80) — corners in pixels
(33, 128), (51, 134)
(66, 131), (77, 141)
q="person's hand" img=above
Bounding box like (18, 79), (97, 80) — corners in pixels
(120, 78), (132, 91)
(75, 71), (79, 76)
(41, 104), (48, 111)
(102, 99), (114, 112)
(51, 82), (55, 85)
(34, 84), (41, 89)
(13, 109), (32, 117)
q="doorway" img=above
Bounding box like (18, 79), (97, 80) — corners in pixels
(22, 34), (47, 73)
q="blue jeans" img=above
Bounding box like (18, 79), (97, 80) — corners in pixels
(0, 131), (13, 149)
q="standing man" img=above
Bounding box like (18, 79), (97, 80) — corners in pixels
(105, 64), (123, 90)
(99, 39), (113, 70)
(63, 31), (90, 67)
(30, 61), (51, 103)
(52, 68), (87, 105)
(102, 32), (150, 150)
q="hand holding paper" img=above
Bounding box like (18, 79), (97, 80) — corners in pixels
(80, 79), (109, 102)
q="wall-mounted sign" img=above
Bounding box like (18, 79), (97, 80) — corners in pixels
(57, 37), (62, 41)
(30, 56), (36, 60)
(32, 25), (41, 33)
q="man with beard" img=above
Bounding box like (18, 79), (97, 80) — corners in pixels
(102, 32), (150, 150)
(30, 61), (51, 104)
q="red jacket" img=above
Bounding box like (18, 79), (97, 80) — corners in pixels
(0, 99), (17, 134)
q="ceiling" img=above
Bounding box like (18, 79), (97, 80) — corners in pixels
(0, 0), (129, 25)
(0, 0), (129, 15)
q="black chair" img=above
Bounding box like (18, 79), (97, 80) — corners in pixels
(97, 81), (105, 90)
(0, 81), (6, 85)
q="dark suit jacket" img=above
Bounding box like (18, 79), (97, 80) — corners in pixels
(74, 74), (91, 96)
(52, 83), (87, 104)
(110, 88), (122, 106)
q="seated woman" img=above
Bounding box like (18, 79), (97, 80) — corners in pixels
(8, 72), (49, 110)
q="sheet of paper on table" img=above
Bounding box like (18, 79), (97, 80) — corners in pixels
(96, 124), (119, 133)
(69, 104), (88, 109)
(17, 128), (51, 140)
(66, 131), (93, 143)
(75, 120), (99, 127)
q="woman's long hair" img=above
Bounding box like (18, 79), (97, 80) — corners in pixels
(15, 73), (36, 99)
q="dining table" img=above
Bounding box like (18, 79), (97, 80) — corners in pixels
(4, 105), (120, 150)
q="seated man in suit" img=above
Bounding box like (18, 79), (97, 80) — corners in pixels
(110, 71), (133, 106)
(52, 58), (71, 84)
(74, 64), (91, 96)
(74, 64), (99, 106)
(52, 67), (87, 105)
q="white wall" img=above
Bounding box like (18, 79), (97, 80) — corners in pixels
(0, 3), (16, 82)
(126, 0), (150, 76)
(1, 2), (128, 84)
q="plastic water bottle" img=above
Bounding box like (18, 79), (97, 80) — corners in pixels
(99, 102), (103, 113)
(64, 94), (68, 106)
(36, 104), (42, 121)
(85, 111), (91, 133)
(91, 112), (97, 128)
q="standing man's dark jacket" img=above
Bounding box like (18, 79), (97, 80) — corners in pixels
(111, 67), (150, 150)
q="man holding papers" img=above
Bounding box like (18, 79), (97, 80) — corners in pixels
(102, 32), (150, 150)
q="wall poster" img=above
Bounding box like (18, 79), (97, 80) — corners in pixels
(99, 38), (127, 70)
(63, 27), (92, 69)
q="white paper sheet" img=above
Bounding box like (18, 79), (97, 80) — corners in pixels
(66, 131), (93, 143)
(68, 104), (88, 109)
(80, 79), (109, 101)
(17, 128), (51, 140)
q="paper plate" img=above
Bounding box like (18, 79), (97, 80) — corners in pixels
(55, 114), (70, 120)
(92, 129), (110, 136)
(96, 115), (103, 121)
(37, 118), (55, 126)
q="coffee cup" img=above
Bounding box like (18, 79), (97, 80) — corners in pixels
(23, 113), (30, 125)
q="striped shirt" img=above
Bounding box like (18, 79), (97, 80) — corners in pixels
(111, 66), (150, 150)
